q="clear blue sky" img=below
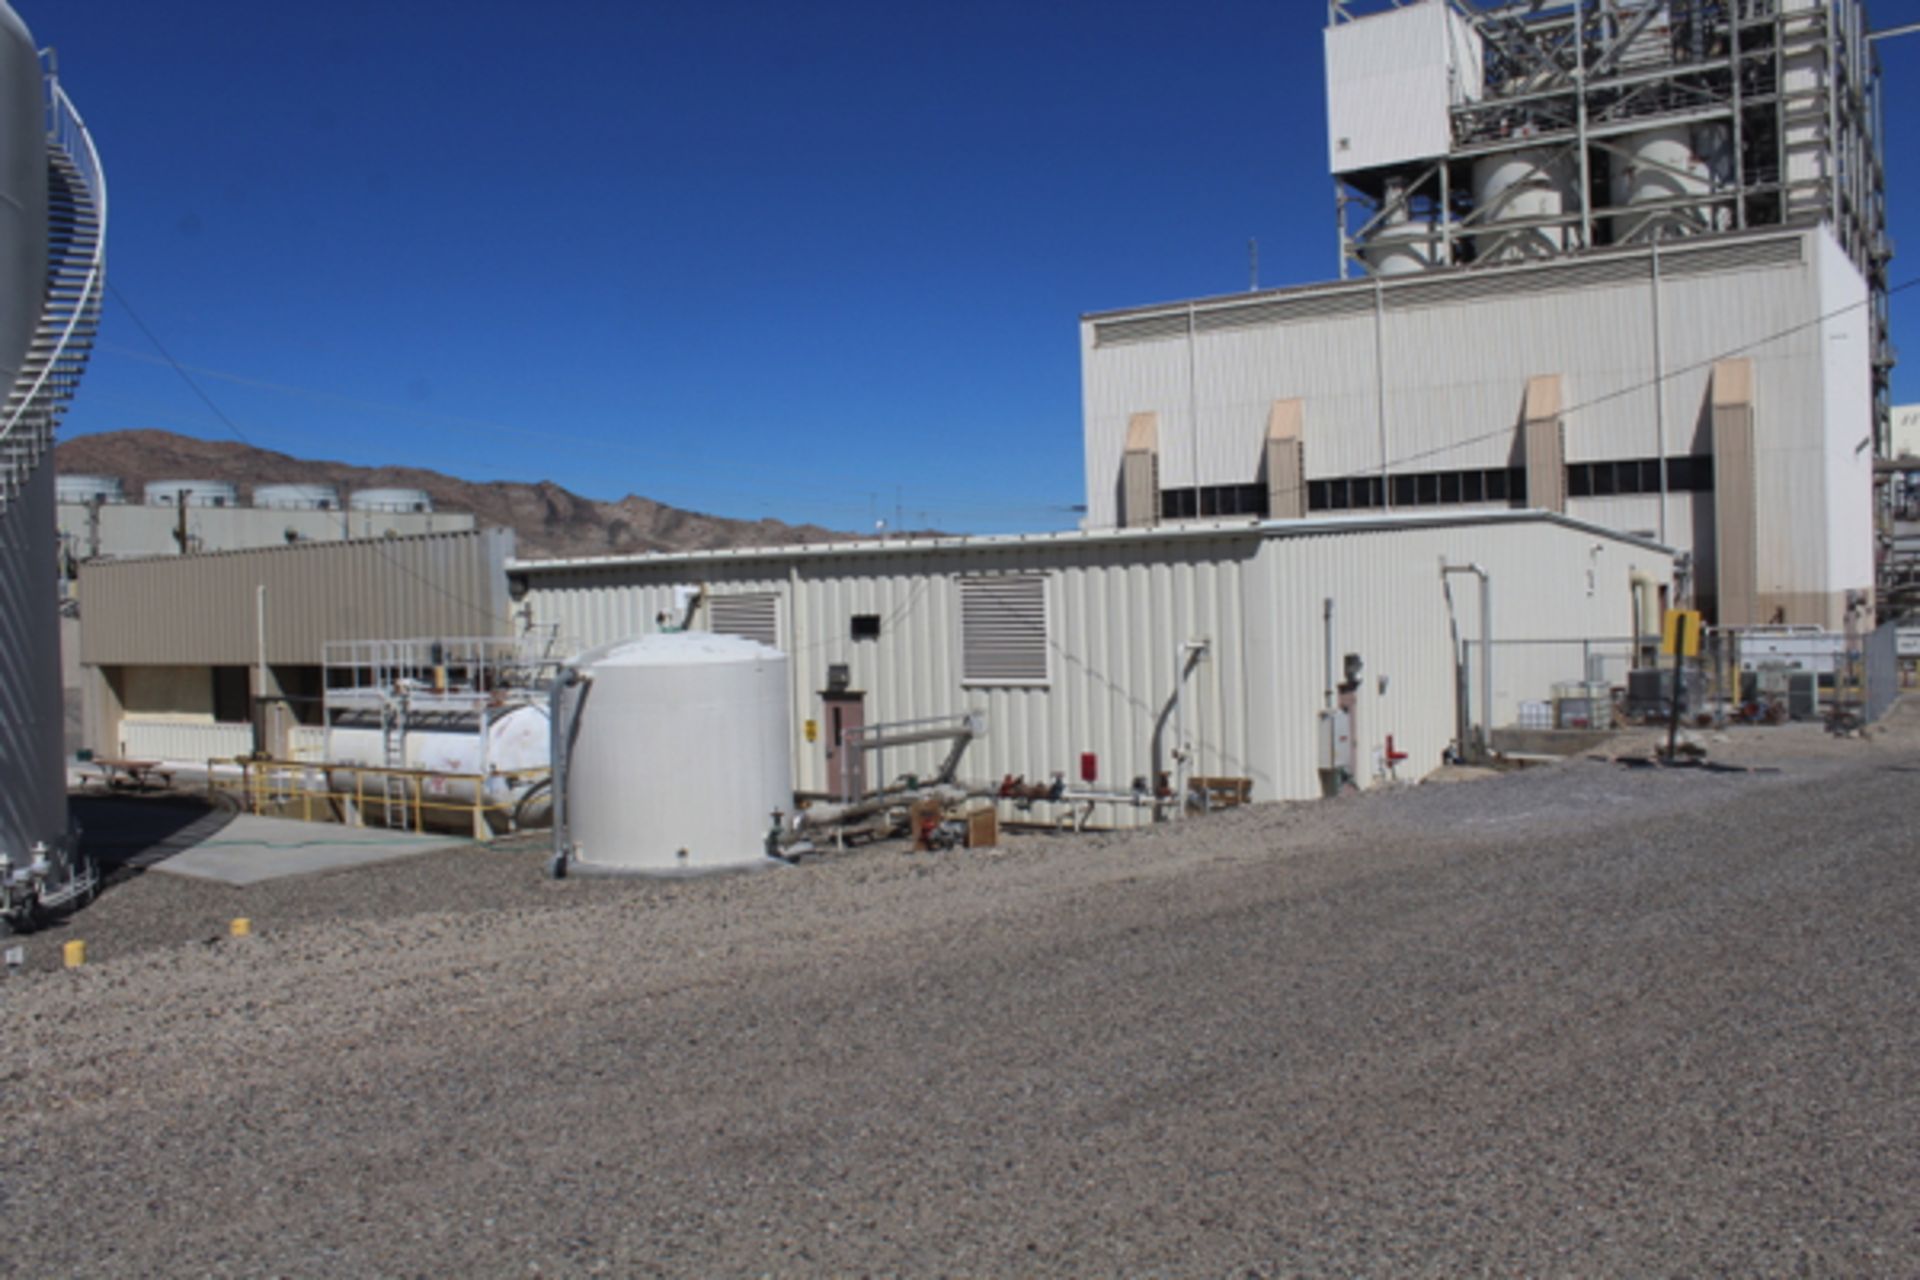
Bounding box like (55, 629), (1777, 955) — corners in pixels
(30, 1), (1920, 534)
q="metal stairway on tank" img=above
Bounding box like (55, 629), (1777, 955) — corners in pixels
(0, 64), (105, 516)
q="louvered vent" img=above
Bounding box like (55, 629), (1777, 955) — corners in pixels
(960, 574), (1049, 685)
(708, 592), (780, 650)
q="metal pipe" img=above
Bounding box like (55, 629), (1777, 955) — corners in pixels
(1323, 598), (1335, 711)
(1441, 564), (1493, 759)
(1650, 237), (1668, 544)
(1169, 639), (1208, 818)
(546, 665), (584, 876)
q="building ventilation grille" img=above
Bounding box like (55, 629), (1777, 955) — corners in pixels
(959, 573), (1049, 684)
(708, 591), (780, 650)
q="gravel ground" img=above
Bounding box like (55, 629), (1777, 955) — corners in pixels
(2, 708), (1917, 1275)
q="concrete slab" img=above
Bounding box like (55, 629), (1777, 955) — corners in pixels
(154, 814), (463, 886)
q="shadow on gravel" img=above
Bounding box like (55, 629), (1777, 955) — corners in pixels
(71, 794), (237, 896)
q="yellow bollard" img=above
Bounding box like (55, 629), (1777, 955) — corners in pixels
(230, 917), (252, 938)
(63, 939), (86, 968)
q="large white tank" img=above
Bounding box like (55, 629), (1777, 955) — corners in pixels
(253, 482), (339, 510)
(145, 478), (238, 507)
(350, 487), (433, 513)
(1471, 149), (1576, 261)
(1609, 124), (1733, 243)
(0, 0), (60, 883)
(1360, 190), (1452, 277)
(56, 473), (124, 504)
(325, 702), (550, 831)
(561, 632), (793, 876)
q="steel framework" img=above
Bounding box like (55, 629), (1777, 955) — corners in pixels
(1328, 1), (1891, 445)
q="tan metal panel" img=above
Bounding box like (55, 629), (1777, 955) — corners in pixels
(79, 528), (514, 666)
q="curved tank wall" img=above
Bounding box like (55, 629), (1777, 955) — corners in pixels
(326, 702), (550, 831)
(253, 482), (339, 510)
(145, 479), (239, 507)
(56, 472), (124, 503)
(350, 488), (433, 513)
(564, 632), (792, 875)
(0, 0), (62, 868)
(1471, 149), (1576, 260)
(1609, 124), (1733, 243)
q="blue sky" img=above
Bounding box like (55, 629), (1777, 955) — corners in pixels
(30, 0), (1920, 534)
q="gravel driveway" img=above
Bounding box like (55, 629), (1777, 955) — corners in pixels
(2, 711), (1916, 1275)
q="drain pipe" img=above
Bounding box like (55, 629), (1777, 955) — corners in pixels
(1171, 638), (1209, 818)
(1441, 563), (1493, 760)
(546, 664), (584, 878)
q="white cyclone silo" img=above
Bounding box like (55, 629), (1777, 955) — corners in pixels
(558, 632), (793, 876)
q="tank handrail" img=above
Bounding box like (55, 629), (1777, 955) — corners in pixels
(0, 65), (107, 447)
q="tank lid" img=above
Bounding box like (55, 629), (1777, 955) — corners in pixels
(587, 631), (782, 669)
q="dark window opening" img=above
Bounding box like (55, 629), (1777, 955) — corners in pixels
(850, 614), (881, 641)
(1567, 455), (1716, 498)
(1160, 484), (1270, 521)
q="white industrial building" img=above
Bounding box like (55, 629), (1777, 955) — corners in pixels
(513, 513), (1674, 821)
(1083, 0), (1891, 631)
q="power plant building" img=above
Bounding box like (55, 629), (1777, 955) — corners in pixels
(1083, 0), (1890, 630)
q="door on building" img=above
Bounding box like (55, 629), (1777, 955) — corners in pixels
(822, 691), (865, 801)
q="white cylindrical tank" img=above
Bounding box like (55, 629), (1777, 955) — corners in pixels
(325, 702), (551, 831)
(145, 479), (238, 507)
(0, 0), (60, 875)
(1609, 124), (1732, 243)
(252, 482), (339, 510)
(56, 473), (124, 504)
(1471, 149), (1576, 260)
(350, 487), (433, 513)
(563, 632), (793, 876)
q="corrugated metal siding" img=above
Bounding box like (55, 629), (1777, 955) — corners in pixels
(521, 520), (1669, 821)
(118, 720), (253, 762)
(79, 528), (515, 666)
(1082, 233), (1825, 604)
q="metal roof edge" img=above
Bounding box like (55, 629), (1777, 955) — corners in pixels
(507, 510), (1674, 576)
(1079, 225), (1812, 324)
(77, 524), (508, 570)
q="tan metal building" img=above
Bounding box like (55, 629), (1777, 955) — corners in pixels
(77, 527), (516, 760)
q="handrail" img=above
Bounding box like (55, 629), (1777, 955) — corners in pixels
(1, 65), (107, 446)
(210, 758), (552, 843)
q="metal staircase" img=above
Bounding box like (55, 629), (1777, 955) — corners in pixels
(0, 58), (105, 515)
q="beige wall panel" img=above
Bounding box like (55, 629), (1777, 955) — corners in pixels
(79, 528), (515, 667)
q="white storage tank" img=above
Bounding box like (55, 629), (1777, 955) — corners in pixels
(145, 478), (238, 507)
(56, 473), (124, 504)
(559, 632), (792, 876)
(325, 702), (550, 832)
(1609, 123), (1733, 244)
(1471, 149), (1577, 261)
(350, 487), (433, 513)
(253, 482), (340, 510)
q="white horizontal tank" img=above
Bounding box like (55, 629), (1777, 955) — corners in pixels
(253, 482), (340, 510)
(563, 632), (793, 876)
(326, 702), (550, 831)
(145, 478), (238, 507)
(350, 487), (433, 513)
(56, 473), (124, 504)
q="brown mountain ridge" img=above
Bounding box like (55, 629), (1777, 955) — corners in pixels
(54, 429), (850, 561)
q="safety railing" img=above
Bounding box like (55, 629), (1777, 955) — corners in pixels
(207, 758), (550, 843)
(2, 65), (105, 448)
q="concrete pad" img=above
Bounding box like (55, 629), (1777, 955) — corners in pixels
(154, 814), (463, 886)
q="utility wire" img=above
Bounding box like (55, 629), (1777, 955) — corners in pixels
(106, 281), (513, 629)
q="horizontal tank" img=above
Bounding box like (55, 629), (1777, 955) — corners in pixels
(325, 701), (550, 832)
(252, 482), (340, 511)
(561, 632), (793, 876)
(145, 479), (238, 508)
(350, 487), (433, 513)
(56, 473), (125, 504)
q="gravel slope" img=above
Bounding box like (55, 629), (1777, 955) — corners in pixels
(2, 714), (1917, 1275)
